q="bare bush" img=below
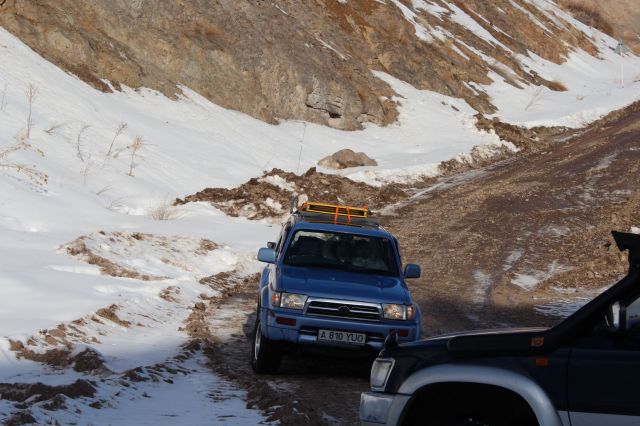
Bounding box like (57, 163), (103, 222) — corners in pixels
(25, 83), (39, 138)
(44, 121), (66, 135)
(95, 185), (112, 196)
(0, 140), (48, 185)
(150, 198), (184, 221)
(0, 83), (7, 112)
(106, 122), (127, 158)
(81, 159), (94, 186)
(127, 135), (144, 177)
(524, 86), (545, 111)
(76, 124), (90, 162)
(106, 197), (126, 212)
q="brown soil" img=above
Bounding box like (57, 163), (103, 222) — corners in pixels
(560, 0), (640, 53)
(176, 167), (407, 220)
(0, 380), (96, 403)
(385, 101), (640, 334)
(7, 341), (71, 367)
(71, 348), (106, 373)
(66, 237), (163, 281)
(96, 304), (131, 328)
(184, 278), (368, 425)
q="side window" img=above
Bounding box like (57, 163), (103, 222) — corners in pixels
(276, 224), (291, 255)
(626, 297), (640, 331)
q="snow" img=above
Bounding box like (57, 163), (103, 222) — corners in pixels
(388, 0), (435, 42)
(259, 174), (297, 192)
(446, 3), (511, 51)
(411, 0), (448, 19)
(508, 0), (553, 34)
(511, 261), (570, 291)
(316, 37), (350, 60)
(21, 352), (267, 425)
(1, 0), (640, 420)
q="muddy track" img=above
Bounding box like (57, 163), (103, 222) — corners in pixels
(384, 102), (640, 335)
(202, 286), (370, 425)
(198, 103), (640, 423)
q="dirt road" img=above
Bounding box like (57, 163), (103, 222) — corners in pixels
(202, 287), (369, 425)
(385, 102), (640, 335)
(200, 103), (640, 424)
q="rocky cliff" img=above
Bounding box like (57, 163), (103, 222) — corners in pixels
(0, 0), (621, 129)
(560, 0), (640, 53)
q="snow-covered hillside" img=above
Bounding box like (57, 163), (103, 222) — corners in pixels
(1, 1), (640, 421)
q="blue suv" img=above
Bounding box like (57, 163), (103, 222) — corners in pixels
(251, 202), (422, 374)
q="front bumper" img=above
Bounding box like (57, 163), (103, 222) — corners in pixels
(359, 392), (410, 425)
(263, 308), (419, 351)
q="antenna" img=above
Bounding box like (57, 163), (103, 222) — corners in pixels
(296, 122), (307, 175)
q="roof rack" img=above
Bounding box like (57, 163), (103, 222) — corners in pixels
(296, 201), (379, 227)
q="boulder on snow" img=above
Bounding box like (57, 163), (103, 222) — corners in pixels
(317, 149), (377, 169)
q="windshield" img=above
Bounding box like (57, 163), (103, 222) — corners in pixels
(283, 230), (399, 276)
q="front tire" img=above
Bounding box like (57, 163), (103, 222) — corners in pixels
(403, 383), (538, 426)
(250, 317), (282, 374)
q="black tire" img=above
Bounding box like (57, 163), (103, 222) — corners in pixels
(250, 317), (282, 374)
(403, 384), (538, 426)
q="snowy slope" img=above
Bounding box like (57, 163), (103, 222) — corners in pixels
(1, 0), (640, 420)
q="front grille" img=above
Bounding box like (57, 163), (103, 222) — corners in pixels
(305, 299), (381, 321)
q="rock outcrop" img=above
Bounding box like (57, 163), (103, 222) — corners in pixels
(318, 149), (377, 169)
(0, 0), (617, 129)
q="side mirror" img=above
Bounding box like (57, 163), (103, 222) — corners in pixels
(258, 247), (276, 264)
(267, 241), (276, 249)
(404, 264), (421, 279)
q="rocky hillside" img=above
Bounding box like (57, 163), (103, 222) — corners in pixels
(560, 0), (640, 53)
(0, 0), (615, 130)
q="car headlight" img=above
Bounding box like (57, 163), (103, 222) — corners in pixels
(383, 304), (416, 320)
(275, 292), (308, 310)
(370, 357), (395, 391)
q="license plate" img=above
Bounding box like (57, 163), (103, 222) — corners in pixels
(318, 329), (366, 345)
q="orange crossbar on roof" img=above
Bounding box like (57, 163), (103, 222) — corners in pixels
(300, 202), (370, 224)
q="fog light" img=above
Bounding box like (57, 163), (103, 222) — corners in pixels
(276, 317), (296, 326)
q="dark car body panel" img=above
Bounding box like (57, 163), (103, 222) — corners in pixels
(365, 231), (640, 425)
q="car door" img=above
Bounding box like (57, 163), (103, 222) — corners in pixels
(567, 297), (640, 425)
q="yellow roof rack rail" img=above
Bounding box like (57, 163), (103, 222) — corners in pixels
(299, 201), (372, 225)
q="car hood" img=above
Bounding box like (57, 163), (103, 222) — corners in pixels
(387, 326), (550, 359)
(425, 327), (548, 342)
(278, 265), (408, 304)
(393, 327), (545, 349)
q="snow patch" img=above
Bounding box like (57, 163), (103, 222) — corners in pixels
(511, 261), (570, 291)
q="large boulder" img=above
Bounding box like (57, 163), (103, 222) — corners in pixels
(318, 149), (378, 169)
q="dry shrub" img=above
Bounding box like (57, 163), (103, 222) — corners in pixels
(24, 82), (39, 138)
(0, 82), (7, 112)
(44, 121), (66, 135)
(547, 80), (568, 92)
(106, 122), (127, 158)
(150, 198), (184, 221)
(127, 135), (144, 176)
(0, 140), (48, 185)
(560, 2), (613, 36)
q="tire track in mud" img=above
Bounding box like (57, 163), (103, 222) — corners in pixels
(193, 103), (640, 423)
(196, 284), (371, 425)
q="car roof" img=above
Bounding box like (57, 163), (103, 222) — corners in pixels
(289, 214), (394, 238)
